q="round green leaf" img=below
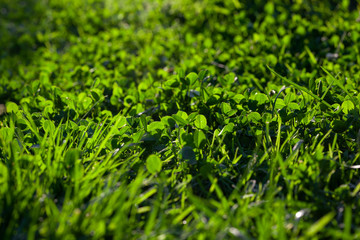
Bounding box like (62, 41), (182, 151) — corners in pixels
(288, 102), (300, 110)
(218, 123), (235, 136)
(177, 68), (185, 79)
(223, 72), (236, 86)
(254, 93), (268, 105)
(198, 69), (209, 81)
(194, 129), (206, 148)
(233, 94), (245, 104)
(124, 95), (136, 107)
(82, 97), (93, 110)
(247, 112), (262, 123)
(146, 154), (162, 174)
(147, 121), (164, 133)
(194, 114), (207, 129)
(284, 92), (296, 105)
(164, 78), (180, 89)
(221, 102), (232, 115)
(186, 72), (198, 86)
(172, 115), (188, 126)
(177, 111), (189, 121)
(6, 102), (19, 113)
(42, 120), (55, 133)
(91, 89), (101, 101)
(161, 116), (176, 127)
(172, 111), (189, 126)
(274, 98), (286, 109)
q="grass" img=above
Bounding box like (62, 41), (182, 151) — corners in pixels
(1, 0), (360, 239)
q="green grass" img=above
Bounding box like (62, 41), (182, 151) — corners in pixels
(1, 0), (360, 239)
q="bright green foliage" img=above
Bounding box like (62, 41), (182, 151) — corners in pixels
(1, 0), (360, 239)
(146, 154), (162, 174)
(194, 114), (207, 129)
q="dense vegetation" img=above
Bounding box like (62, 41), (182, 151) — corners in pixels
(1, 0), (360, 239)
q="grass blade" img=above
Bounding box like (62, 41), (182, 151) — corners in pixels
(267, 66), (332, 109)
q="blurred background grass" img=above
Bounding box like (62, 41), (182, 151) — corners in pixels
(1, 0), (358, 71)
(1, 0), (360, 102)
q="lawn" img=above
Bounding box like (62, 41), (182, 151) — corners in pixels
(0, 0), (360, 239)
